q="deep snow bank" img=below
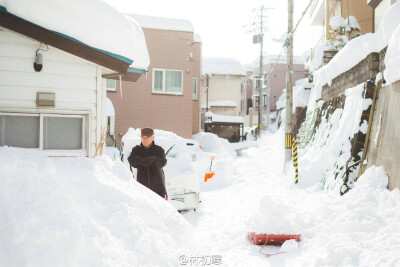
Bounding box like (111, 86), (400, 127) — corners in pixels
(0, 147), (193, 266)
(297, 84), (371, 192)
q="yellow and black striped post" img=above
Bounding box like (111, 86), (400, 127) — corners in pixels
(292, 138), (299, 183)
(285, 133), (292, 149)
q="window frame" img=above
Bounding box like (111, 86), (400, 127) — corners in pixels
(152, 68), (184, 95)
(192, 77), (198, 100)
(106, 79), (117, 92)
(0, 112), (87, 156)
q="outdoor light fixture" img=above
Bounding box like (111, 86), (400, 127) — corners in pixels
(34, 51), (43, 72)
(34, 45), (48, 72)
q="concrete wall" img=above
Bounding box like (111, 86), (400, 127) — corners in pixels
(362, 81), (400, 190)
(108, 27), (201, 147)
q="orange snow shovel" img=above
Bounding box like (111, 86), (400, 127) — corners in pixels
(204, 156), (215, 182)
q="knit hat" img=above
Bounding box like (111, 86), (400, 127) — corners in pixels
(141, 128), (154, 137)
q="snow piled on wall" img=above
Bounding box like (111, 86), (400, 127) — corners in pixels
(308, 2), (400, 109)
(298, 84), (372, 192)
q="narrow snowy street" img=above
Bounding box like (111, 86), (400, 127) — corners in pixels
(183, 130), (400, 266)
(184, 131), (290, 265)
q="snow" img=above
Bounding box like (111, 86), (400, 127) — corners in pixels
(347, 16), (361, 30)
(105, 97), (115, 116)
(126, 14), (194, 33)
(2, 124), (400, 265)
(308, 2), (400, 108)
(185, 130), (400, 266)
(201, 100), (237, 109)
(301, 83), (372, 192)
(247, 195), (299, 234)
(120, 128), (236, 194)
(275, 79), (311, 113)
(276, 88), (286, 110)
(0, 146), (193, 266)
(384, 23), (400, 84)
(0, 0), (150, 70)
(202, 57), (246, 76)
(204, 111), (244, 123)
(293, 79), (312, 110)
(330, 16), (346, 31)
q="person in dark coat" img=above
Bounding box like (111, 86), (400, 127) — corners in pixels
(128, 128), (168, 199)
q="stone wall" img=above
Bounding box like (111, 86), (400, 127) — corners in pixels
(321, 52), (380, 101)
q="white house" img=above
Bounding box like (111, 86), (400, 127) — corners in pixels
(0, 1), (149, 157)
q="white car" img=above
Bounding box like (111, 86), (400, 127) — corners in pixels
(120, 128), (201, 212)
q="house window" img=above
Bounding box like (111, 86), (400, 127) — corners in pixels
(152, 68), (183, 95)
(252, 96), (259, 108)
(43, 116), (83, 150)
(0, 114), (40, 148)
(192, 77), (198, 100)
(106, 79), (116, 92)
(0, 113), (86, 154)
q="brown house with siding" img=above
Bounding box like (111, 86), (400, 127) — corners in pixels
(107, 14), (202, 148)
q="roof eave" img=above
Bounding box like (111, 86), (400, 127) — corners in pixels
(0, 7), (130, 74)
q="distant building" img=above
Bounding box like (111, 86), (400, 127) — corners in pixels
(107, 14), (202, 148)
(200, 57), (246, 127)
(245, 55), (307, 127)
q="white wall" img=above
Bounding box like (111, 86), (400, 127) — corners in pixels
(201, 74), (243, 116)
(0, 28), (107, 157)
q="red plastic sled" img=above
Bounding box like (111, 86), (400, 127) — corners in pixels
(248, 232), (301, 245)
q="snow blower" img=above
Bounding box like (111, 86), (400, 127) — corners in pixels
(204, 156), (215, 182)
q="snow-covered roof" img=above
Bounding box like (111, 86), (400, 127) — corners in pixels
(126, 14), (194, 33)
(204, 111), (244, 124)
(248, 54), (304, 68)
(201, 100), (237, 109)
(0, 0), (150, 71)
(202, 57), (246, 76)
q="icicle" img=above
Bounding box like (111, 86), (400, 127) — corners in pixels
(119, 75), (122, 99)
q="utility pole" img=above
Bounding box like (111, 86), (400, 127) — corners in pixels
(206, 74), (209, 112)
(249, 5), (272, 137)
(258, 6), (264, 136)
(284, 0), (294, 169)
